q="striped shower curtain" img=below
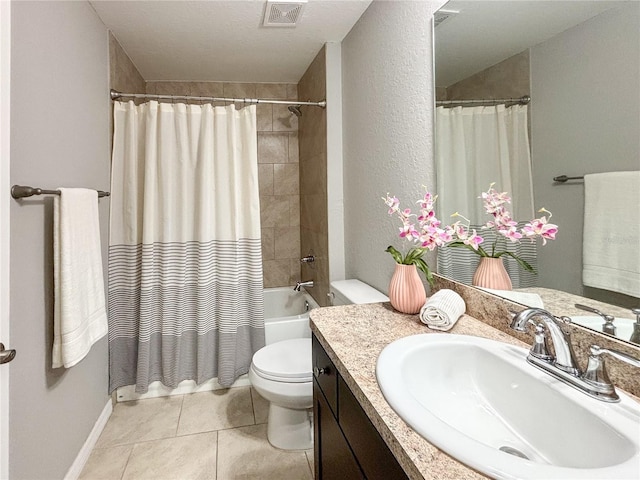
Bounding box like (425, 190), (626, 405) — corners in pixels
(435, 104), (537, 288)
(109, 100), (265, 394)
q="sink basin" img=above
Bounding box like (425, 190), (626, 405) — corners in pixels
(376, 334), (640, 479)
(571, 315), (636, 342)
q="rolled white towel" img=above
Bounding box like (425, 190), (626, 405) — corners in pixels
(419, 289), (466, 331)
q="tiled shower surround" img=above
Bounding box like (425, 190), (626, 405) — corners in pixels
(110, 34), (303, 288)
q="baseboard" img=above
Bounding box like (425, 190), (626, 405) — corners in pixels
(116, 374), (251, 402)
(64, 399), (113, 480)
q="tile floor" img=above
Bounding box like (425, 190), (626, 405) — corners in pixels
(80, 387), (314, 480)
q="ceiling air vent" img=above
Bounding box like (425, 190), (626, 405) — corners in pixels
(263, 1), (307, 27)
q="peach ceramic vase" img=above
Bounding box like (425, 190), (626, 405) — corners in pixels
(472, 257), (513, 290)
(388, 263), (427, 314)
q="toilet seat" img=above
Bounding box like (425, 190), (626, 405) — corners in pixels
(252, 338), (312, 383)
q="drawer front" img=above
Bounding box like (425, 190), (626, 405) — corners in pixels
(312, 335), (338, 416)
(338, 376), (409, 480)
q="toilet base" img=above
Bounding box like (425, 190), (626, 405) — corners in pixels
(267, 404), (313, 450)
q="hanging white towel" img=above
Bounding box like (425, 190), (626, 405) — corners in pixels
(52, 188), (108, 368)
(583, 171), (640, 299)
(419, 289), (466, 331)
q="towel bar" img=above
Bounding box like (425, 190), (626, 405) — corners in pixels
(11, 185), (110, 199)
(553, 175), (584, 183)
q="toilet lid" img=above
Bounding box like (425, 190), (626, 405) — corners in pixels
(252, 338), (312, 383)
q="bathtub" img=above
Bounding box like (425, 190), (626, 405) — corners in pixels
(117, 286), (317, 401)
(263, 287), (319, 345)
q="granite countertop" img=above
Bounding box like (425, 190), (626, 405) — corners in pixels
(309, 302), (532, 480)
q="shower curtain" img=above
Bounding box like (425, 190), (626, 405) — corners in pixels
(435, 104), (537, 288)
(109, 101), (265, 394)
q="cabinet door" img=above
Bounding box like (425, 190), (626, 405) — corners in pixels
(314, 380), (364, 480)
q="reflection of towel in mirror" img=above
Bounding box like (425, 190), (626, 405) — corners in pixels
(583, 171), (640, 299)
(419, 289), (466, 331)
(52, 188), (108, 368)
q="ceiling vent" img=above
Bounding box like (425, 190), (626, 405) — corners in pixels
(434, 9), (459, 28)
(263, 1), (307, 27)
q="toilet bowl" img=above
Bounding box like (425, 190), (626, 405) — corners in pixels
(249, 280), (388, 451)
(249, 338), (313, 450)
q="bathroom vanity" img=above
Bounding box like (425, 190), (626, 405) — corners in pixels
(309, 302), (640, 479)
(312, 335), (408, 480)
(310, 303), (503, 479)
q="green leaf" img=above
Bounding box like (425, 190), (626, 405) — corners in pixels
(414, 257), (435, 287)
(385, 245), (404, 264)
(499, 251), (536, 273)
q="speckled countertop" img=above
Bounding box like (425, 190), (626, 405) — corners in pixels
(309, 302), (535, 480)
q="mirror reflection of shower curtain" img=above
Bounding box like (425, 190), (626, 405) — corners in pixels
(435, 104), (537, 288)
(108, 101), (265, 394)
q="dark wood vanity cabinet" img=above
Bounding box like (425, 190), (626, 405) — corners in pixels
(312, 335), (409, 480)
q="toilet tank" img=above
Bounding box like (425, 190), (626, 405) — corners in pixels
(329, 279), (389, 306)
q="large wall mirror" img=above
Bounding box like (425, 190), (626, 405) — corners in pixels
(433, 1), (640, 344)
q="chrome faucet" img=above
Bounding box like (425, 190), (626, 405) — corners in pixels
(293, 280), (313, 292)
(510, 308), (580, 375)
(510, 307), (640, 402)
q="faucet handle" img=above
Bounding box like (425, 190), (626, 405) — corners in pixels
(632, 308), (640, 323)
(582, 345), (640, 401)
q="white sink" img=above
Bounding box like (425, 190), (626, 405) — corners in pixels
(376, 334), (640, 480)
(571, 315), (636, 342)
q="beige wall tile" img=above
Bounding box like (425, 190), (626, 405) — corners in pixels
(257, 104), (273, 132)
(110, 33), (145, 95)
(298, 46), (328, 307)
(261, 227), (275, 261)
(300, 152), (326, 196)
(286, 84), (298, 101)
(289, 259), (301, 285)
(289, 195), (300, 227)
(274, 164), (299, 195)
(223, 82), (257, 98)
(122, 432), (217, 480)
(190, 81), (224, 98)
(148, 81), (190, 95)
(288, 134), (299, 163)
(256, 83), (288, 99)
(273, 104), (299, 132)
(274, 226), (300, 260)
(260, 195), (290, 228)
(258, 164), (274, 196)
(300, 193), (327, 233)
(258, 134), (288, 164)
(263, 259), (292, 288)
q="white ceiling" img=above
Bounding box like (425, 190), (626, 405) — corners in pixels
(90, 0), (372, 83)
(435, 1), (632, 87)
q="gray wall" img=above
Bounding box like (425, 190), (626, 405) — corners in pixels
(341, 1), (441, 294)
(531, 3), (640, 304)
(10, 2), (111, 478)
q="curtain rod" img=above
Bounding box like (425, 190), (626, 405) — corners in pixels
(436, 96), (531, 106)
(110, 89), (326, 108)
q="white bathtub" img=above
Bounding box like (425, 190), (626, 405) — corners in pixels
(264, 287), (318, 345)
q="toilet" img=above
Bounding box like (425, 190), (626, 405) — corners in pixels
(249, 279), (388, 450)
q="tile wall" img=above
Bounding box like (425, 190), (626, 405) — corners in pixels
(110, 37), (303, 288)
(298, 47), (330, 306)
